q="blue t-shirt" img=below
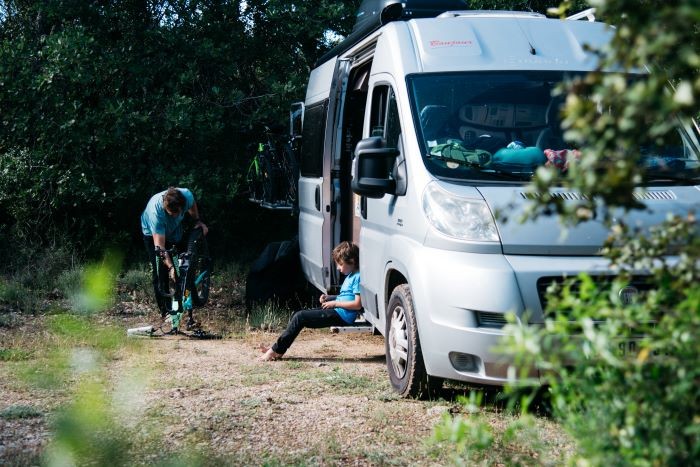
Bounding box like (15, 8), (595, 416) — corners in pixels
(334, 271), (361, 324)
(140, 188), (195, 242)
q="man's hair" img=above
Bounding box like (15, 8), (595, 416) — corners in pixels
(332, 241), (359, 269)
(163, 187), (186, 212)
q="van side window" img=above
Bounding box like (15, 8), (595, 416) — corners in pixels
(300, 101), (327, 177)
(370, 86), (401, 147)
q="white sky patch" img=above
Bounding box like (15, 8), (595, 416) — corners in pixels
(323, 30), (345, 47)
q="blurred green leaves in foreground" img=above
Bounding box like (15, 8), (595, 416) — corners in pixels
(71, 250), (122, 314)
(4, 250), (198, 466)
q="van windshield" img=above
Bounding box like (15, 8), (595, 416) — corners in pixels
(407, 71), (700, 184)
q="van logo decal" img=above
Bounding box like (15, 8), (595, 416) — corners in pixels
(618, 286), (639, 306)
(429, 40), (474, 48)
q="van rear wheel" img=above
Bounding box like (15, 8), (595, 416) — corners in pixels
(386, 284), (442, 399)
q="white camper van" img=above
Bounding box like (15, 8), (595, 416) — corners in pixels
(291, 0), (700, 397)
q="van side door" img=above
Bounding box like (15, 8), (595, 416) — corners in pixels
(298, 101), (329, 291)
(298, 59), (351, 292)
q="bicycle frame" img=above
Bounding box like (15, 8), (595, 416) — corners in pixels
(245, 126), (299, 210)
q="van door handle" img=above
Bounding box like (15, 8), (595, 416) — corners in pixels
(315, 186), (321, 211)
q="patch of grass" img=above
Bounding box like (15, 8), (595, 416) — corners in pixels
(431, 396), (566, 466)
(47, 314), (126, 354)
(283, 360), (307, 370)
(0, 404), (43, 420)
(0, 347), (33, 361)
(0, 279), (24, 303)
(246, 300), (292, 331)
(0, 312), (21, 328)
(214, 261), (247, 284)
(238, 397), (263, 409)
(17, 349), (72, 389)
(323, 367), (373, 393)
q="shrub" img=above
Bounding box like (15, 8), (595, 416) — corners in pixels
(0, 404), (42, 420)
(502, 215), (700, 465)
(118, 268), (150, 294)
(56, 267), (84, 299)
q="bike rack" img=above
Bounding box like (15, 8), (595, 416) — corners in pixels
(251, 198), (295, 211)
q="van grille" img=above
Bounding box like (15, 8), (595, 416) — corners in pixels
(521, 190), (675, 202)
(633, 190), (676, 201)
(537, 275), (653, 319)
(520, 191), (588, 201)
(476, 311), (509, 328)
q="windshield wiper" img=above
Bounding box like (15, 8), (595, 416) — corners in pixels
(644, 170), (700, 185)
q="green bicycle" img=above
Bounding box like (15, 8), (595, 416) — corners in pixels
(153, 228), (212, 335)
(245, 126), (299, 209)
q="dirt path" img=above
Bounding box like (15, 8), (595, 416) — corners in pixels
(1, 317), (459, 465)
(1, 309), (573, 465)
(122, 329), (450, 464)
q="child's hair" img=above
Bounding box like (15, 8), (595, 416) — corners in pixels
(332, 241), (359, 269)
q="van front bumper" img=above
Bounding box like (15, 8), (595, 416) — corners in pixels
(406, 247), (610, 385)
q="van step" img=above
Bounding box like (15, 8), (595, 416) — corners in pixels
(330, 325), (374, 334)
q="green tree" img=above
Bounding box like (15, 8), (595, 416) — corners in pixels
(0, 0), (357, 260)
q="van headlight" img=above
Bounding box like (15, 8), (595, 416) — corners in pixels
(422, 182), (500, 242)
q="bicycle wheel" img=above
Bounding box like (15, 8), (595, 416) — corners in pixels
(188, 235), (211, 307)
(282, 143), (300, 204)
(246, 157), (263, 202)
(260, 155), (275, 203)
(156, 258), (177, 316)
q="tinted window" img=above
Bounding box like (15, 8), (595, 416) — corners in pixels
(300, 101), (327, 177)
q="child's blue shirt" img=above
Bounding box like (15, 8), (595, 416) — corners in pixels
(335, 271), (361, 324)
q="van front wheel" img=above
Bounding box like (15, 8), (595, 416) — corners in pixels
(386, 284), (441, 399)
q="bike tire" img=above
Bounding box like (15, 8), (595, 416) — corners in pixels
(156, 257), (177, 316)
(188, 235), (211, 307)
(246, 158), (263, 202)
(282, 143), (299, 204)
(260, 155), (275, 203)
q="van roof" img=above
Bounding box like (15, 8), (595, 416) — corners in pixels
(316, 0), (597, 67)
(305, 13), (613, 105)
(401, 15), (611, 74)
(317, 0), (487, 66)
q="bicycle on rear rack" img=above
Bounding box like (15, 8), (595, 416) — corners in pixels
(245, 126), (299, 211)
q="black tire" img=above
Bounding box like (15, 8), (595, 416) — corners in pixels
(156, 259), (178, 316)
(282, 143), (299, 204)
(260, 155), (275, 203)
(188, 235), (211, 307)
(246, 160), (263, 202)
(386, 284), (442, 399)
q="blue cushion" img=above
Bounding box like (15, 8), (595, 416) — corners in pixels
(492, 147), (546, 166)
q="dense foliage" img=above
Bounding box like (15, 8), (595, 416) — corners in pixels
(0, 0), (358, 260)
(499, 0), (700, 465)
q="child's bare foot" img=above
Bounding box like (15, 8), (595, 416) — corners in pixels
(259, 348), (282, 361)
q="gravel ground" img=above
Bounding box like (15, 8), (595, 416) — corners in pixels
(0, 309), (573, 466)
